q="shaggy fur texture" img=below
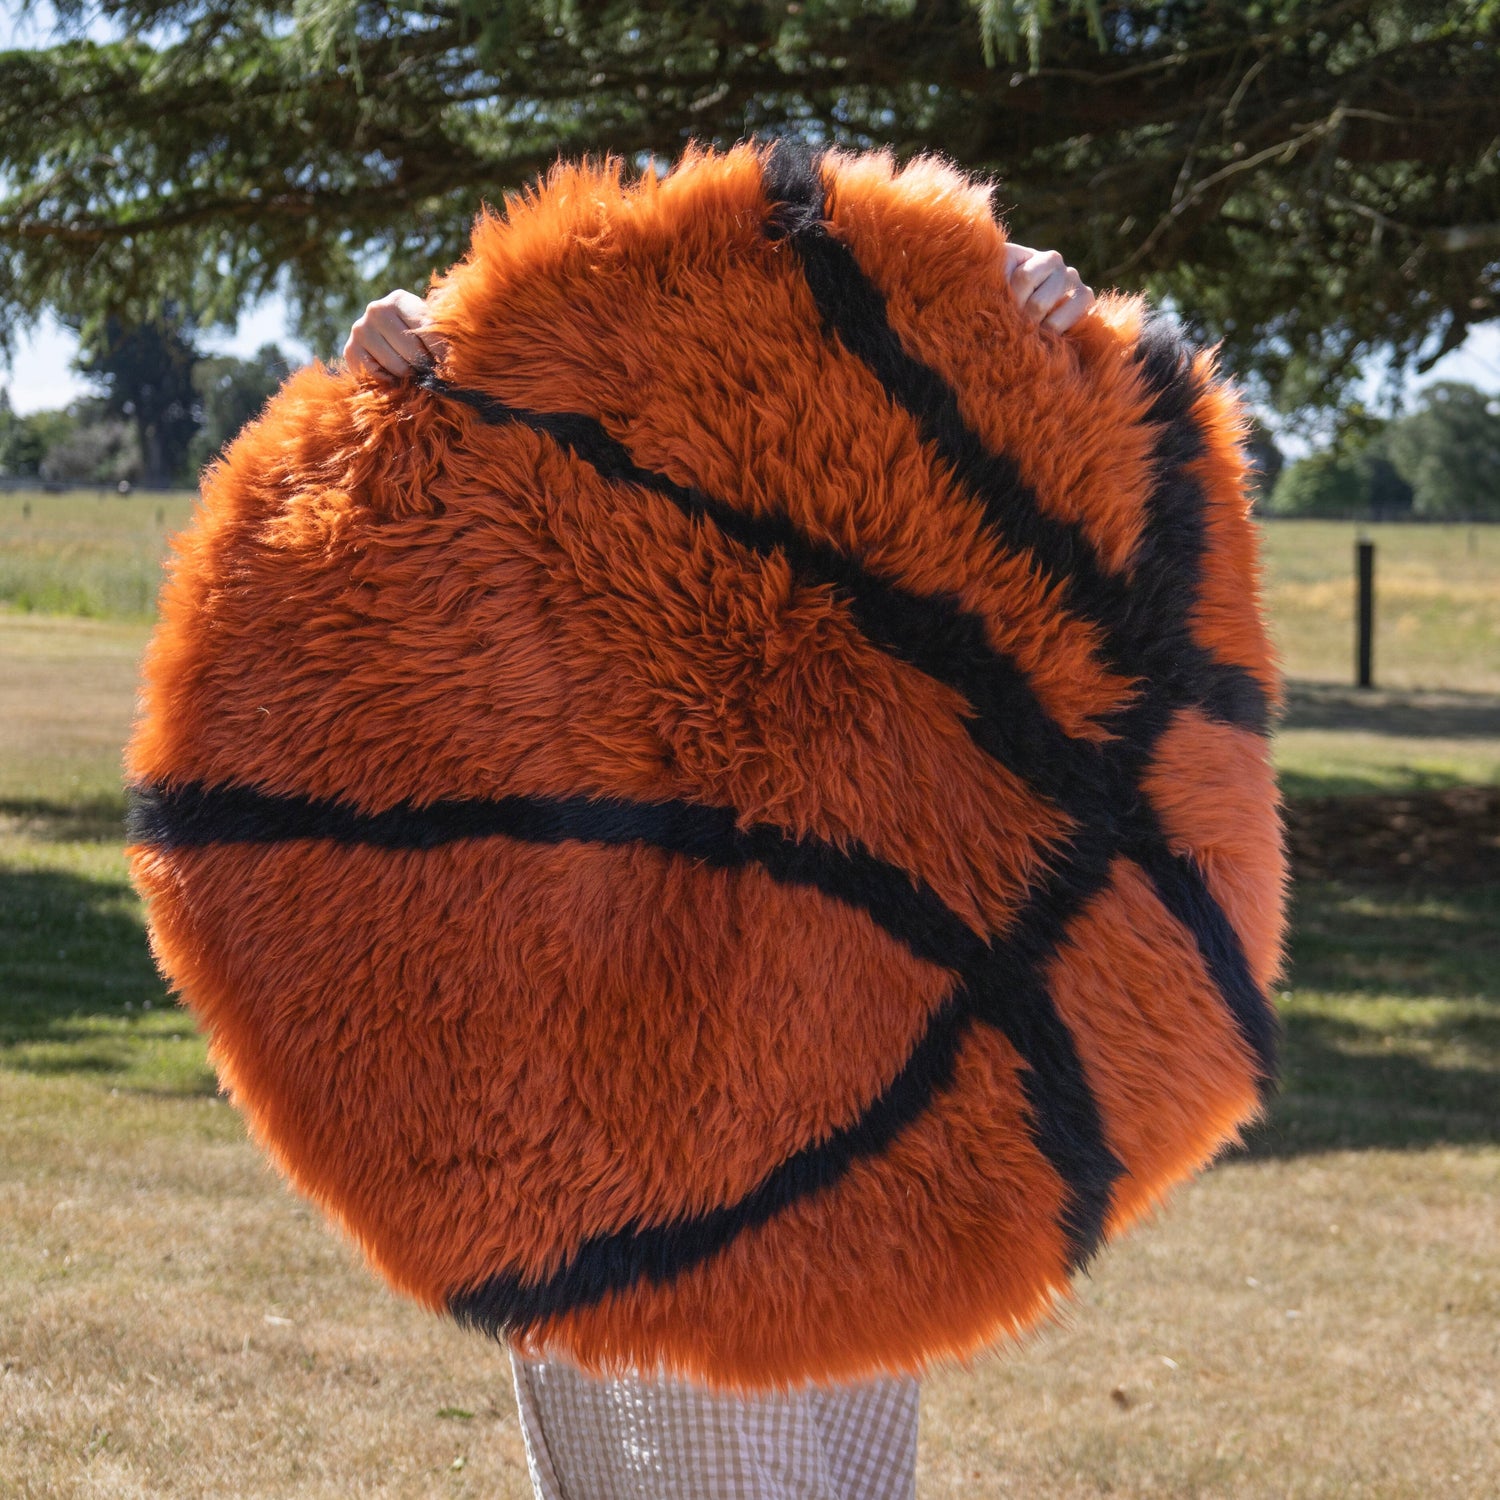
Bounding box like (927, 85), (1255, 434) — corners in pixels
(125, 140), (1287, 1392)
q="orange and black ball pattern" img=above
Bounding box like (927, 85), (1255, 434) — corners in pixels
(125, 141), (1287, 1391)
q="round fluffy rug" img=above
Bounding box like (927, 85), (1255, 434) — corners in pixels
(126, 140), (1287, 1391)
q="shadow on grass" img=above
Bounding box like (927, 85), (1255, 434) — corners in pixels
(1243, 1009), (1500, 1157)
(0, 794), (128, 843)
(1288, 881), (1500, 998)
(4, 857), (1497, 1146)
(0, 861), (214, 1097)
(1277, 765), (1484, 800)
(1281, 681), (1500, 739)
(1239, 880), (1499, 1157)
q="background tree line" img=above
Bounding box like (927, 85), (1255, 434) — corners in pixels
(6, 330), (1496, 519)
(0, 324), (290, 487)
(1, 2), (1496, 503)
(1263, 381), (1500, 519)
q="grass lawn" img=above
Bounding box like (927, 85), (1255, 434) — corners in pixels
(2, 610), (1498, 1497)
(1274, 681), (1500, 799)
(4, 816), (1496, 1498)
(0, 490), (198, 621)
(6, 498), (1498, 680)
(1259, 521), (1500, 696)
(4, 497), (1499, 1494)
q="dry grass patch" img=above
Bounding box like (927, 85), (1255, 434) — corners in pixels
(3, 1077), (533, 1500)
(919, 1148), (1498, 1499)
(1258, 521), (1500, 694)
(5, 814), (1497, 1495)
(0, 613), (151, 812)
(3, 1079), (1494, 1497)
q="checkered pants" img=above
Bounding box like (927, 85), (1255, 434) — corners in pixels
(509, 1348), (920, 1499)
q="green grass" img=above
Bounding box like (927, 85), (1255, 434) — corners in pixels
(0, 827), (214, 1097)
(0, 615), (151, 816)
(2, 608), (1497, 1496)
(0, 489), (197, 620)
(4, 494), (1497, 687)
(1274, 732), (1500, 798)
(1259, 519), (1500, 694)
(1248, 883), (1500, 1155)
(1272, 681), (1500, 797)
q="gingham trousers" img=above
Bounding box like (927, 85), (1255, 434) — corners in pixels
(508, 1347), (920, 1499)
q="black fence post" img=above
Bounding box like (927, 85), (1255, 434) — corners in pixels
(1356, 538), (1376, 689)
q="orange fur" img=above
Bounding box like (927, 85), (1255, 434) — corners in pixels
(125, 141), (1285, 1390)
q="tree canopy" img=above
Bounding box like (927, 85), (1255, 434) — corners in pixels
(3, 0), (1498, 428)
(1267, 379), (1499, 518)
(187, 341), (292, 472)
(77, 314), (200, 485)
(1382, 380), (1500, 518)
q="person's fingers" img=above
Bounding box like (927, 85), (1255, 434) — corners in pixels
(340, 333), (392, 382)
(343, 288), (446, 381)
(1042, 283), (1095, 333)
(379, 288), (451, 366)
(1009, 248), (1067, 310)
(368, 306), (436, 371)
(1003, 240), (1036, 276)
(1003, 244), (1095, 332)
(1022, 265), (1082, 323)
(347, 322), (415, 381)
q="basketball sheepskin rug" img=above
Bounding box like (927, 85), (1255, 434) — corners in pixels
(125, 140), (1288, 1392)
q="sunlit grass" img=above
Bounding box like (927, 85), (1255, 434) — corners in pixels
(1274, 727), (1500, 797)
(1258, 520), (1500, 693)
(0, 490), (197, 620)
(2, 524), (1498, 1496)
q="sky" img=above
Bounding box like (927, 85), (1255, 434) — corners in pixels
(3, 303), (315, 415)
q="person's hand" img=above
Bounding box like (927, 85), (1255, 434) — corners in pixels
(341, 289), (449, 381)
(1003, 243), (1094, 332)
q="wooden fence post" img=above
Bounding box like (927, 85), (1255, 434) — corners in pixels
(1356, 538), (1375, 689)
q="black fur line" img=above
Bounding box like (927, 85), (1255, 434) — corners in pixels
(447, 840), (1128, 1341)
(128, 779), (978, 974)
(412, 376), (1130, 1268)
(418, 371), (1098, 809)
(449, 993), (976, 1333)
(133, 774), (1123, 1320)
(408, 227), (1271, 1314)
(760, 138), (1269, 740)
(759, 139), (1277, 1080)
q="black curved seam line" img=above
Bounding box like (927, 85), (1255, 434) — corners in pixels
(1114, 344), (1282, 1083)
(417, 369), (1091, 811)
(125, 779), (980, 975)
(758, 143), (1276, 1078)
(129, 777), (1121, 1278)
(446, 817), (1132, 1336)
(412, 371), (1125, 1254)
(759, 141), (1269, 739)
(415, 202), (1276, 1085)
(449, 991), (977, 1329)
(408, 327), (1265, 1319)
